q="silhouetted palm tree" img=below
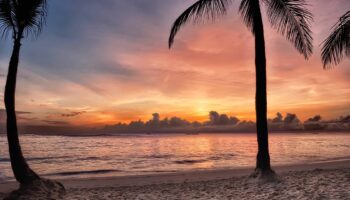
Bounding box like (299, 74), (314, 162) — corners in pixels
(169, 0), (312, 175)
(321, 11), (350, 68)
(0, 0), (47, 184)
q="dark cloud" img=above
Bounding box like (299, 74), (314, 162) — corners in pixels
(42, 120), (69, 125)
(338, 115), (350, 123)
(272, 112), (283, 123)
(102, 111), (242, 133)
(305, 115), (322, 123)
(61, 111), (86, 117)
(0, 109), (34, 123)
(209, 111), (240, 126)
(284, 113), (301, 124)
(0, 109), (32, 116)
(17, 116), (37, 121)
(268, 112), (303, 131)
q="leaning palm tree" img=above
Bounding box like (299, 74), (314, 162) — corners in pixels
(321, 11), (350, 68)
(0, 0), (47, 184)
(169, 0), (312, 176)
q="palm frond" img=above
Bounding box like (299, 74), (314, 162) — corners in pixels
(239, 0), (261, 35)
(321, 11), (350, 68)
(15, 0), (48, 37)
(169, 0), (231, 48)
(263, 0), (313, 59)
(0, 0), (47, 39)
(0, 0), (16, 38)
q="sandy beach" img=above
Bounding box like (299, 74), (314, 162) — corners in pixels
(1, 160), (349, 199)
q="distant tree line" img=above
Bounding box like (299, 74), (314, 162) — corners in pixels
(101, 111), (350, 133)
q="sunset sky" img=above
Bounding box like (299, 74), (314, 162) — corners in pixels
(0, 0), (349, 127)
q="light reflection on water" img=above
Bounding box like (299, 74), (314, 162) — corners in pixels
(0, 133), (349, 182)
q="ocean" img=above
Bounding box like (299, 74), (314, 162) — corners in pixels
(1, 133), (349, 182)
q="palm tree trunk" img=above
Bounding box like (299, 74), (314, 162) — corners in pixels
(5, 33), (40, 184)
(252, 0), (272, 171)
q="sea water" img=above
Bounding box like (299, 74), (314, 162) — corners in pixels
(0, 133), (349, 182)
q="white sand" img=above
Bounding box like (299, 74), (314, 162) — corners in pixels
(1, 160), (349, 200)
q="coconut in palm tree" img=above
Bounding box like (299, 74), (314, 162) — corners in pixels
(168, 0), (313, 178)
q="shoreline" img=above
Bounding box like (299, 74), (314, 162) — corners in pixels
(1, 159), (349, 194)
(0, 131), (350, 138)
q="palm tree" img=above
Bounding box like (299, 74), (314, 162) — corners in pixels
(321, 11), (350, 68)
(169, 0), (313, 176)
(0, 0), (47, 184)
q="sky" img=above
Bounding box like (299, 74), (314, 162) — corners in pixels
(0, 0), (349, 127)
